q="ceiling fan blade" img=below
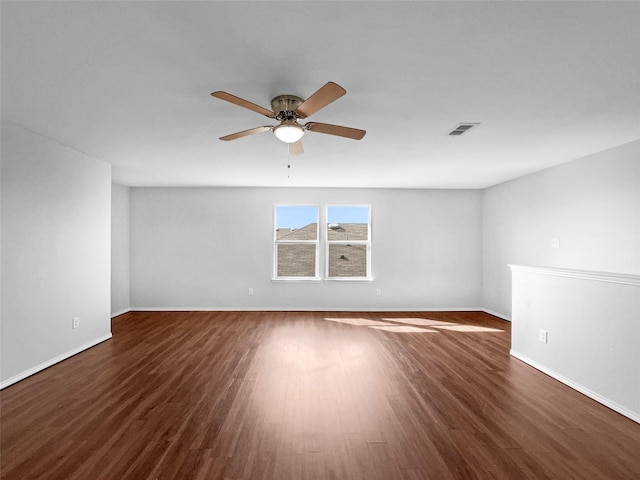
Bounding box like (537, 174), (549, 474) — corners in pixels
(305, 122), (366, 140)
(211, 91), (275, 118)
(294, 82), (346, 118)
(289, 140), (304, 156)
(219, 126), (272, 141)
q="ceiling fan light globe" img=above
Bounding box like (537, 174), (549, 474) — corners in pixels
(273, 124), (305, 143)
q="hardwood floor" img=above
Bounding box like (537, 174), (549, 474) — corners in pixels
(1, 311), (639, 479)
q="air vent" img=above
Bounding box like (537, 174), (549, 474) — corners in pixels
(448, 123), (480, 136)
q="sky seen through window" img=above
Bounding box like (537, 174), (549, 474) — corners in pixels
(276, 205), (368, 229)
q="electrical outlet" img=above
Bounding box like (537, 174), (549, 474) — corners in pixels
(72, 317), (80, 329)
(248, 288), (254, 296)
(376, 288), (381, 296)
(539, 329), (548, 344)
(550, 238), (560, 248)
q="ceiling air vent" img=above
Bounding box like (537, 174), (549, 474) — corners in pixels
(448, 123), (480, 136)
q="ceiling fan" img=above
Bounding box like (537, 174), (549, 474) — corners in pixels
(211, 82), (366, 155)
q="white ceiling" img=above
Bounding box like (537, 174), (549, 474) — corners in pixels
(2, 1), (639, 189)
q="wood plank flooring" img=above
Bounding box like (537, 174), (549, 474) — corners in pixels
(1, 311), (639, 479)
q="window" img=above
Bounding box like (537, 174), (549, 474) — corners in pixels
(326, 205), (370, 279)
(273, 204), (371, 281)
(274, 205), (319, 279)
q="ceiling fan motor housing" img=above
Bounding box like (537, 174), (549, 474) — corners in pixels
(271, 95), (305, 119)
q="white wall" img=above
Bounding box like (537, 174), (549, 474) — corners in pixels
(1, 121), (112, 387)
(130, 187), (483, 310)
(482, 140), (640, 319)
(111, 183), (130, 316)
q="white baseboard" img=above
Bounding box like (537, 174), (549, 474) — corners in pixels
(481, 308), (511, 321)
(129, 306), (489, 313)
(111, 308), (131, 318)
(0, 333), (113, 390)
(510, 350), (639, 424)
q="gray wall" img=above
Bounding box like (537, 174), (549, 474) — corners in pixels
(1, 121), (112, 386)
(130, 187), (483, 310)
(111, 183), (130, 316)
(510, 265), (640, 423)
(482, 140), (640, 319)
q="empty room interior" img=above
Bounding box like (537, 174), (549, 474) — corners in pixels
(1, 1), (639, 479)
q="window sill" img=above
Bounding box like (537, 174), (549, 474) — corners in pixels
(271, 277), (322, 283)
(271, 277), (373, 283)
(324, 277), (374, 283)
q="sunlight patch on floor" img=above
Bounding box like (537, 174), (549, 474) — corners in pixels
(369, 326), (437, 333)
(323, 317), (395, 327)
(323, 316), (504, 334)
(381, 318), (457, 327)
(325, 317), (504, 333)
(431, 325), (504, 332)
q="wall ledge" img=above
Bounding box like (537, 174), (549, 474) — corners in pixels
(508, 265), (640, 287)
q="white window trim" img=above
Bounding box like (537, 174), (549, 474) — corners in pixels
(272, 204), (373, 282)
(325, 204), (372, 281)
(272, 204), (320, 280)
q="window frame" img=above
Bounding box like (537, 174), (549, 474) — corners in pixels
(325, 204), (372, 281)
(272, 204), (320, 281)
